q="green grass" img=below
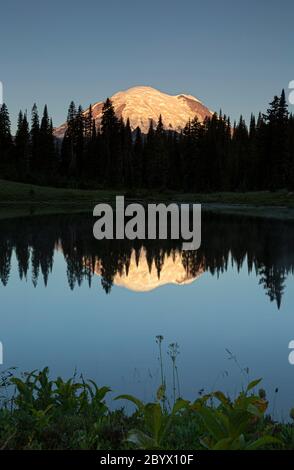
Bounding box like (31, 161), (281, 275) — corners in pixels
(177, 190), (294, 207)
(0, 179), (120, 203)
(1, 179), (294, 220)
(0, 179), (121, 219)
(1, 178), (294, 205)
(0, 367), (293, 450)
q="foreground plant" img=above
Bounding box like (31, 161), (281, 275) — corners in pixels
(0, 369), (292, 450)
(0, 368), (112, 449)
(116, 389), (189, 449)
(192, 379), (281, 450)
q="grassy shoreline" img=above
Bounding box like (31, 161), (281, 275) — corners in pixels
(1, 179), (294, 220)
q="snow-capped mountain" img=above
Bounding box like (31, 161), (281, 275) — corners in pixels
(54, 85), (213, 138)
(91, 249), (204, 292)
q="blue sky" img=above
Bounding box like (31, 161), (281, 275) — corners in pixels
(1, 0), (293, 131)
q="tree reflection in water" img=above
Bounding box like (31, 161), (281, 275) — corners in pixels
(0, 212), (293, 308)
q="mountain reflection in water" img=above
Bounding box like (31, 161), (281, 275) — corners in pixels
(0, 211), (293, 307)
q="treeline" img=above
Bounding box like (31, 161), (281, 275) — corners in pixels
(0, 212), (293, 307)
(0, 90), (294, 191)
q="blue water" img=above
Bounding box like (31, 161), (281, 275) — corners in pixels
(0, 212), (294, 419)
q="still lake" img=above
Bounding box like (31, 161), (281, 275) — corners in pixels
(0, 211), (294, 418)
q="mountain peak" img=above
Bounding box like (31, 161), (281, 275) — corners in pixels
(55, 85), (213, 138)
(116, 85), (158, 93)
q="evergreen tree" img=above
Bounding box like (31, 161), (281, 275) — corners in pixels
(84, 105), (99, 181)
(15, 111), (30, 176)
(277, 89), (289, 188)
(133, 126), (143, 187)
(61, 101), (77, 176)
(232, 115), (249, 190)
(75, 105), (85, 176)
(254, 112), (267, 189)
(144, 119), (155, 188)
(202, 113), (220, 191)
(30, 103), (40, 172)
(288, 113), (294, 189)
(121, 117), (133, 187)
(100, 98), (121, 186)
(0, 103), (13, 172)
(85, 104), (93, 140)
(39, 105), (55, 177)
(153, 114), (168, 188)
(247, 113), (257, 189)
(184, 116), (203, 191)
(263, 91), (289, 189)
(167, 130), (182, 190)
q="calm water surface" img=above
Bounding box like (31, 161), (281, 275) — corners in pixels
(0, 211), (294, 418)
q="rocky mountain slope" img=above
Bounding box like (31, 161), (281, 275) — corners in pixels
(54, 85), (213, 138)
